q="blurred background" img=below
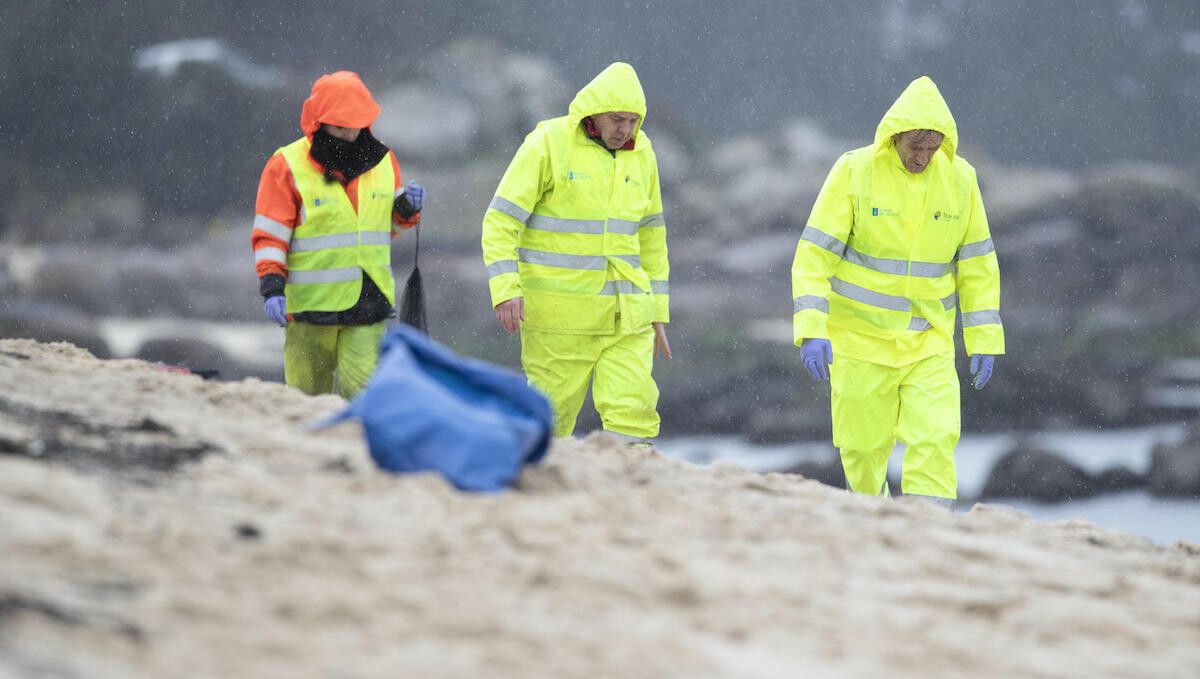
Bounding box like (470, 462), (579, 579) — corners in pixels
(3, 0), (1200, 540)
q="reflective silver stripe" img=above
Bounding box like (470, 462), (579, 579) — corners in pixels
(487, 260), (519, 277)
(800, 226), (847, 258)
(253, 215), (293, 242)
(293, 231), (391, 252)
(360, 231), (391, 246)
(845, 245), (951, 278)
(650, 280), (669, 294)
(909, 317), (932, 331)
(291, 233), (355, 252)
(602, 430), (652, 444)
(794, 295), (829, 314)
(640, 213), (666, 228)
(942, 293), (958, 311)
(288, 267), (360, 284)
(607, 219), (640, 235)
(528, 214), (606, 234)
(599, 280), (643, 295)
(830, 277), (909, 312)
(907, 494), (956, 510)
(909, 261), (954, 277)
(957, 238), (995, 261)
(845, 246), (907, 275)
(254, 247), (287, 264)
(393, 186), (405, 198)
(611, 254), (641, 267)
(962, 310), (1002, 327)
(489, 196), (531, 225)
(518, 248), (606, 270)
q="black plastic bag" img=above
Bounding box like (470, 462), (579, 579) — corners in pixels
(398, 225), (427, 333)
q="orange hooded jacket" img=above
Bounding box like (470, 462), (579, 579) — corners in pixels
(252, 71), (420, 281)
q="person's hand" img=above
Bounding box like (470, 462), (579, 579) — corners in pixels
(800, 338), (833, 381)
(402, 180), (424, 213)
(970, 354), (995, 390)
(264, 295), (287, 326)
(495, 297), (524, 335)
(653, 322), (672, 359)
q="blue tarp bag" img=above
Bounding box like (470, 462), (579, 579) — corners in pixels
(322, 324), (552, 491)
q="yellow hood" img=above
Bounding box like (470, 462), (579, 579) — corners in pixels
(567, 62), (647, 139)
(873, 76), (958, 161)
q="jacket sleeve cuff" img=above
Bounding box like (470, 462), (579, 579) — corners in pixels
(259, 273), (286, 299)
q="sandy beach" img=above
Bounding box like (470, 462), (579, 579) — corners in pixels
(1, 338), (1198, 678)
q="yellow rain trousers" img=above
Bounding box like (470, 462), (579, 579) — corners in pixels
(284, 321), (386, 399)
(482, 62), (669, 439)
(523, 324), (659, 439)
(832, 353), (959, 498)
(791, 76), (1004, 500)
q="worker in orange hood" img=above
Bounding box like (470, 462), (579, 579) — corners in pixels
(251, 71), (425, 399)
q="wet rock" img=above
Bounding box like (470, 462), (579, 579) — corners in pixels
(136, 337), (226, 377)
(979, 445), (1095, 502)
(782, 460), (845, 489)
(5, 190), (145, 245)
(1147, 439), (1200, 498)
(0, 300), (111, 359)
(374, 84), (478, 161)
(1092, 466), (1146, 494)
(408, 37), (571, 154)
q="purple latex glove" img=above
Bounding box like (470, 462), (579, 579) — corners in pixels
(264, 295), (287, 326)
(970, 354), (995, 390)
(402, 180), (424, 213)
(800, 338), (834, 381)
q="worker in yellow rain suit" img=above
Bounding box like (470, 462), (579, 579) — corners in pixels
(482, 62), (671, 443)
(791, 76), (1004, 508)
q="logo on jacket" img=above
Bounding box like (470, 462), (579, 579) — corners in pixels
(871, 206), (899, 217)
(933, 211), (960, 221)
(566, 171), (593, 181)
(624, 175), (642, 186)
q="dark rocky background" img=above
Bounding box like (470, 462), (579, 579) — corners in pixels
(3, 0), (1200, 449)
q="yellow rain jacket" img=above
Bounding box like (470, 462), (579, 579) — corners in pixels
(482, 62), (669, 335)
(791, 76), (1004, 366)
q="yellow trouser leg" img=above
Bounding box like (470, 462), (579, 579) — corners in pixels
(284, 323), (339, 395)
(333, 322), (387, 399)
(831, 354), (902, 496)
(284, 321), (385, 399)
(896, 353), (960, 499)
(593, 325), (660, 439)
(522, 328), (598, 438)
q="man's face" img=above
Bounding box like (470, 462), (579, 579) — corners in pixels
(322, 124), (362, 142)
(895, 130), (944, 174)
(593, 111), (640, 149)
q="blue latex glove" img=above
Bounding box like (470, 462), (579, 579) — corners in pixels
(264, 295), (287, 326)
(970, 354), (995, 390)
(402, 180), (424, 213)
(800, 338), (834, 381)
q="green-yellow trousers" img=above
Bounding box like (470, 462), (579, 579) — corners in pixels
(521, 325), (660, 439)
(830, 352), (960, 499)
(283, 321), (386, 399)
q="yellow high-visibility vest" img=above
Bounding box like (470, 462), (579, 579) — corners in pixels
(278, 136), (395, 313)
